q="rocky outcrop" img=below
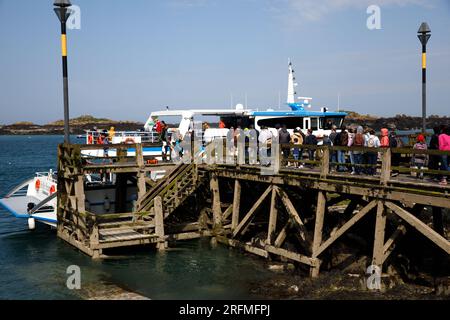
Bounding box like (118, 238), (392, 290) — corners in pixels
(344, 112), (450, 131)
(0, 115), (144, 135)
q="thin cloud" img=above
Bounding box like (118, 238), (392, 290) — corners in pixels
(276, 0), (436, 22)
(166, 0), (210, 8)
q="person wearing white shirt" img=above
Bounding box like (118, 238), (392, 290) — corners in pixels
(258, 126), (273, 166)
(365, 129), (380, 175)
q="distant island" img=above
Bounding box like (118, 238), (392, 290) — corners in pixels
(342, 111), (450, 131)
(0, 115), (144, 135)
(0, 112), (449, 135)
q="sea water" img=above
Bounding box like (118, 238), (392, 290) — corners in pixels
(0, 135), (274, 300)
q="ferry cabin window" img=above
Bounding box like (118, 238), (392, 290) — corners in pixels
(219, 116), (253, 129)
(321, 117), (344, 130)
(257, 117), (304, 129)
(311, 117), (318, 130)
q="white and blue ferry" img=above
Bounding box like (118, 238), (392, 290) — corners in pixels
(0, 61), (347, 229)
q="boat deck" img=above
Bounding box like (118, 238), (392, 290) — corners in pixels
(0, 196), (57, 226)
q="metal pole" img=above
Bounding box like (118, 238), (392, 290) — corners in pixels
(60, 21), (70, 143)
(421, 43), (426, 133)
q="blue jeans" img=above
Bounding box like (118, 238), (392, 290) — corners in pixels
(441, 155), (449, 180)
(353, 153), (362, 174)
(308, 150), (315, 162)
(367, 152), (377, 175)
(330, 151), (338, 170)
(337, 150), (346, 171)
(441, 155), (449, 171)
(293, 148), (300, 161)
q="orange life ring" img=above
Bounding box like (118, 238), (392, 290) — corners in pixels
(49, 185), (56, 195)
(124, 138), (135, 144)
(35, 179), (41, 191)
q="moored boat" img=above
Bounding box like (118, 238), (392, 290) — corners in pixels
(0, 61), (347, 228)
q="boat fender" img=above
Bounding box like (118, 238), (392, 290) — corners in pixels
(28, 218), (36, 230)
(49, 185), (56, 195)
(35, 179), (41, 191)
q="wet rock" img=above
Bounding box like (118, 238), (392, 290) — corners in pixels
(288, 285), (299, 293)
(80, 282), (150, 300)
(268, 264), (285, 272)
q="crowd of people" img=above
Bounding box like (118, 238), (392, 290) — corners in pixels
(87, 118), (450, 185)
(223, 124), (450, 185)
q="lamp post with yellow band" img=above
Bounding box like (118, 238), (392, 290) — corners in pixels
(54, 0), (73, 143)
(417, 22), (431, 134)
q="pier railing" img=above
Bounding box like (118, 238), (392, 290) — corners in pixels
(204, 139), (450, 183)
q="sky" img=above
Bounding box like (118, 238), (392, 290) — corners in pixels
(0, 0), (449, 124)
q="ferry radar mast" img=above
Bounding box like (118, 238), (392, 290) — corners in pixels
(287, 59), (312, 111)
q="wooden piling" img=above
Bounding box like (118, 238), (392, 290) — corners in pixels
(310, 191), (326, 277)
(231, 179), (241, 232)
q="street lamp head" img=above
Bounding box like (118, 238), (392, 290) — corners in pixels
(417, 22), (431, 46)
(54, 0), (72, 7)
(418, 22), (431, 34)
(54, 0), (73, 23)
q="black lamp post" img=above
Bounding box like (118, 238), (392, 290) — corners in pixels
(417, 22), (431, 133)
(54, 0), (73, 143)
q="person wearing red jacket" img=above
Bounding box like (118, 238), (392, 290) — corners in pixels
(439, 126), (450, 185)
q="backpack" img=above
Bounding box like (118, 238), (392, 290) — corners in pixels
(354, 133), (364, 146)
(340, 131), (349, 146)
(380, 136), (389, 147)
(414, 143), (427, 161)
(291, 133), (303, 145)
(388, 134), (398, 148)
(367, 136), (376, 148)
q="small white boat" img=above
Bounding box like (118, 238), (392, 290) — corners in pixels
(0, 171), (58, 229)
(81, 130), (163, 158)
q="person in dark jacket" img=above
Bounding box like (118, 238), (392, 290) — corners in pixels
(329, 125), (338, 171)
(278, 124), (291, 164)
(428, 126), (440, 173)
(336, 125), (348, 172)
(388, 126), (401, 176)
(304, 129), (317, 165)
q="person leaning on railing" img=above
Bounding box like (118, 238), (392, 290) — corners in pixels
(438, 126), (450, 185)
(352, 126), (365, 175)
(388, 127), (402, 177)
(304, 129), (318, 167)
(412, 134), (428, 179)
(365, 129), (380, 176)
(336, 125), (349, 172)
(258, 126), (273, 166)
(279, 124), (291, 166)
(429, 126), (441, 173)
(329, 125), (338, 172)
(347, 128), (356, 174)
(291, 128), (304, 168)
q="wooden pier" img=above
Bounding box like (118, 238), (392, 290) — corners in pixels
(57, 142), (450, 277)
